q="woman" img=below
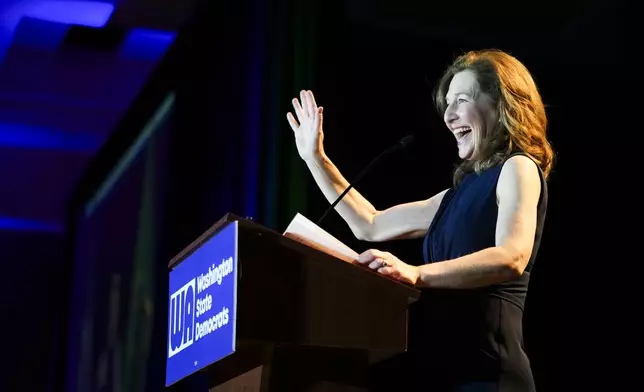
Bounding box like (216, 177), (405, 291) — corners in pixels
(287, 49), (554, 391)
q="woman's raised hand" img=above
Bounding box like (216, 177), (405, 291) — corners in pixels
(287, 90), (324, 162)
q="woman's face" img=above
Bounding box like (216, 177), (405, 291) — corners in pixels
(443, 70), (497, 160)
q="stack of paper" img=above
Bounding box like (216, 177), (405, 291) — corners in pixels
(283, 213), (360, 264)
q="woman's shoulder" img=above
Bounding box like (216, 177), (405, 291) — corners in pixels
(497, 153), (544, 204)
(501, 153), (545, 185)
(502, 152), (542, 172)
(504, 153), (538, 169)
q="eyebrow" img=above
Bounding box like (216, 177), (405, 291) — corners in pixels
(445, 91), (472, 103)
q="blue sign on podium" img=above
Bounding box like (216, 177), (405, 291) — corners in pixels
(165, 221), (238, 386)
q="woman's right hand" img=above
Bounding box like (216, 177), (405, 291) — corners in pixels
(287, 90), (324, 162)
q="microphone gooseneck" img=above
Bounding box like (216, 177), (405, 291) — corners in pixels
(316, 135), (415, 226)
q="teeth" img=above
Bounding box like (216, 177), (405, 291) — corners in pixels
(455, 127), (471, 135)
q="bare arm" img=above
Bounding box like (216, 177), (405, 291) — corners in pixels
(288, 90), (448, 242)
(306, 152), (448, 241)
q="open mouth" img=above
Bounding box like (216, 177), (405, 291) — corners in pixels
(454, 127), (472, 142)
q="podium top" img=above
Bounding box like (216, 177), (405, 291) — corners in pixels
(168, 213), (420, 301)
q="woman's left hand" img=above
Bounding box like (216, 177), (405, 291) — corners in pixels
(357, 249), (420, 286)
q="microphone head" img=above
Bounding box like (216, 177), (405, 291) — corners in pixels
(383, 135), (415, 155)
(399, 135), (415, 148)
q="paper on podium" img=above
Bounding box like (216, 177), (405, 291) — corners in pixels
(283, 213), (360, 264)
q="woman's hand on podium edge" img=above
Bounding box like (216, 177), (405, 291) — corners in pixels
(357, 249), (421, 286)
(287, 90), (325, 162)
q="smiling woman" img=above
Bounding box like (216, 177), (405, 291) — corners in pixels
(287, 49), (554, 391)
(434, 50), (554, 186)
(441, 70), (498, 161)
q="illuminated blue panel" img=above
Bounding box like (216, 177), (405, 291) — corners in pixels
(119, 28), (176, 61)
(0, 216), (62, 233)
(0, 122), (103, 152)
(10, 17), (71, 50)
(0, 1), (114, 62)
(22, 1), (114, 27)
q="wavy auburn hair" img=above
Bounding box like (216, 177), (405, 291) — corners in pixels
(434, 49), (555, 186)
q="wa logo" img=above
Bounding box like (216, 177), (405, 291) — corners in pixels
(168, 279), (196, 358)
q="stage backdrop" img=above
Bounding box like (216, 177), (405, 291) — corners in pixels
(63, 93), (173, 392)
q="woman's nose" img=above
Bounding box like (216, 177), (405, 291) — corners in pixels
(444, 106), (458, 124)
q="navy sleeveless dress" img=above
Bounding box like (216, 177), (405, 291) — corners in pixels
(409, 153), (548, 391)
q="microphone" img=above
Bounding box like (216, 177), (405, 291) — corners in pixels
(316, 135), (415, 226)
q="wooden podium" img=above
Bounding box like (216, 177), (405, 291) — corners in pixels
(168, 213), (421, 391)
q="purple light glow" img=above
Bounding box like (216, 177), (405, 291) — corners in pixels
(0, 1), (114, 61)
(0, 122), (103, 152)
(0, 216), (62, 233)
(10, 17), (70, 49)
(22, 1), (114, 27)
(120, 28), (176, 60)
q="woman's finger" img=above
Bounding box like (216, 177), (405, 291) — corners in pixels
(368, 258), (388, 270)
(308, 90), (318, 112)
(292, 98), (305, 123)
(358, 250), (376, 264)
(368, 260), (382, 270)
(313, 106), (323, 132)
(377, 266), (394, 276)
(286, 112), (299, 131)
(300, 90), (312, 118)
